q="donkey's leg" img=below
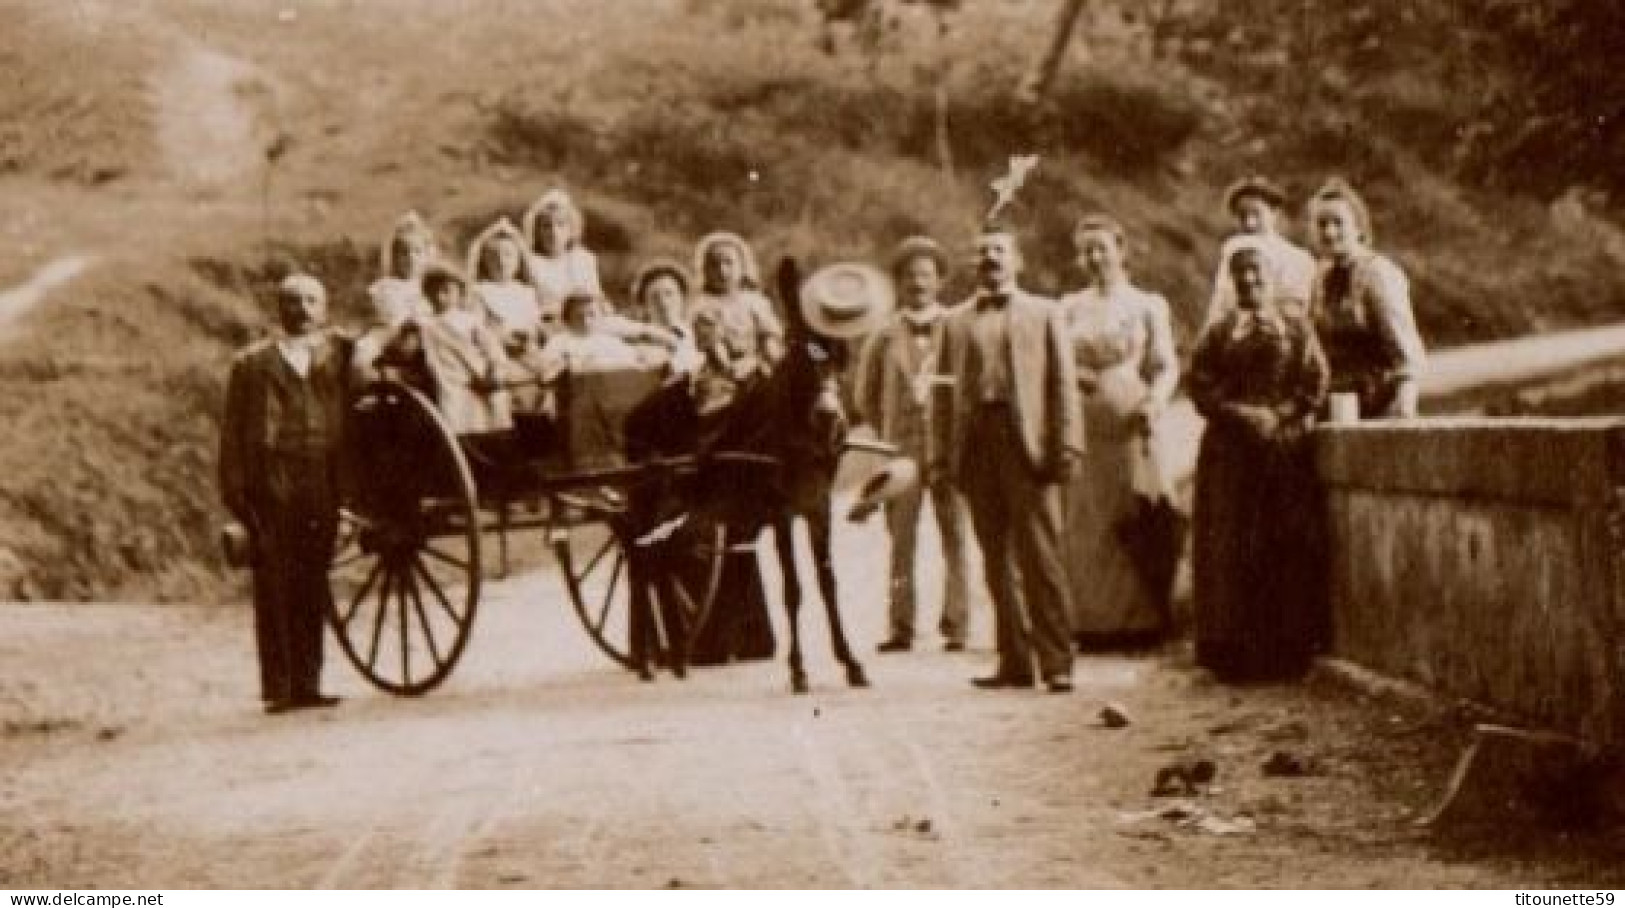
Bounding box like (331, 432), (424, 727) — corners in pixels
(811, 503), (868, 688)
(773, 515), (809, 694)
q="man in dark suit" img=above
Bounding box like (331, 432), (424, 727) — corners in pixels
(219, 273), (348, 714)
(931, 229), (1083, 692)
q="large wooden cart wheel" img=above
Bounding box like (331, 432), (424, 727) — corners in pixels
(328, 381), (482, 695)
(552, 503), (726, 672)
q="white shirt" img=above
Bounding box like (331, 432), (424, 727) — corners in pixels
(277, 335), (319, 378)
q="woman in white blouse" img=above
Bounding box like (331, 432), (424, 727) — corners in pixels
(1058, 213), (1181, 649)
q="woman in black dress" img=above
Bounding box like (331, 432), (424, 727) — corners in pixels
(1188, 240), (1330, 683)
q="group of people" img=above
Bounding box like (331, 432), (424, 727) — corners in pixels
(219, 173), (1426, 713)
(352, 192), (792, 442)
(856, 174), (1426, 692)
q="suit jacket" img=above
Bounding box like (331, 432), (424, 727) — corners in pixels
(854, 309), (949, 457)
(931, 289), (1083, 482)
(219, 333), (352, 523)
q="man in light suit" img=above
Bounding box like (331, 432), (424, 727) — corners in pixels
(854, 236), (969, 653)
(930, 229), (1082, 692)
(219, 274), (350, 714)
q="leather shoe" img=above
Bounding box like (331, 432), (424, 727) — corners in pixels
(292, 693), (341, 710)
(971, 674), (1035, 690)
(943, 640), (966, 653)
(263, 699), (295, 715)
(1044, 675), (1074, 693)
(877, 638), (912, 654)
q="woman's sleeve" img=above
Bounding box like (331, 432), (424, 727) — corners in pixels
(1141, 293), (1180, 413)
(581, 250), (605, 297)
(1370, 257), (1427, 380)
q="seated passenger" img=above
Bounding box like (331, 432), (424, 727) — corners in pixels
(532, 291), (644, 386)
(626, 259), (704, 378)
(466, 217), (543, 356)
(416, 266), (514, 435)
(370, 211), (437, 328)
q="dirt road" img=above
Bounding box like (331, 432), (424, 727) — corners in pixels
(2, 509), (1617, 889)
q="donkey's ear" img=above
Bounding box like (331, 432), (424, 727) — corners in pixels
(776, 256), (801, 307)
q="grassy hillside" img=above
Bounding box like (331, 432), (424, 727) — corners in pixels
(2, 0), (1624, 601)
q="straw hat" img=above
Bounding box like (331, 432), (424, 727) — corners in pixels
(845, 457), (921, 523)
(799, 261), (895, 339)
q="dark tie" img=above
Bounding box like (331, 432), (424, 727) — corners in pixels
(978, 292), (1010, 312)
(906, 321), (934, 338)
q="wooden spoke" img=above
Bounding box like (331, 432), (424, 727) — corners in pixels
(397, 560), (413, 684)
(578, 533), (616, 584)
(598, 549), (625, 632)
(338, 558), (386, 627)
(406, 576), (443, 667)
(421, 543), (471, 574)
(412, 556), (461, 623)
(366, 560), (393, 672)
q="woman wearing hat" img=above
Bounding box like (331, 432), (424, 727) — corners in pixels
(1204, 176), (1315, 331)
(626, 259), (703, 376)
(1058, 214), (1180, 650)
(854, 236), (968, 653)
(1305, 178), (1427, 419)
(1188, 239), (1330, 682)
(522, 188), (604, 325)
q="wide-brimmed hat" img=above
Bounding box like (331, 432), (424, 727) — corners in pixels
(1223, 175), (1288, 216)
(629, 257), (692, 303)
(845, 456), (921, 522)
(799, 261), (895, 339)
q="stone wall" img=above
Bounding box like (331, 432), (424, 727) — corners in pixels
(1315, 419), (1625, 748)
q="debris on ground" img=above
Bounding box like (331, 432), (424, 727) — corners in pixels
(1262, 750), (1319, 777)
(1118, 801), (1257, 837)
(1099, 703), (1131, 729)
(1151, 759), (1217, 797)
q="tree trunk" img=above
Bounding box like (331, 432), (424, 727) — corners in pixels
(1017, 0), (1088, 104)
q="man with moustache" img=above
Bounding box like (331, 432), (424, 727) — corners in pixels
(219, 273), (350, 714)
(931, 228), (1082, 692)
(854, 236), (970, 654)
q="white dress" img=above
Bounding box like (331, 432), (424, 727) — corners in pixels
(529, 247), (603, 321)
(476, 280), (542, 340)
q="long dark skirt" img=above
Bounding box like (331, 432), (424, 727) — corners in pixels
(1191, 425), (1327, 683)
(689, 548), (777, 665)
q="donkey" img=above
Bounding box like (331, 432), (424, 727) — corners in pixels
(625, 257), (869, 694)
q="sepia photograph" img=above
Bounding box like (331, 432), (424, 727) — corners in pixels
(1, 0), (1624, 891)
